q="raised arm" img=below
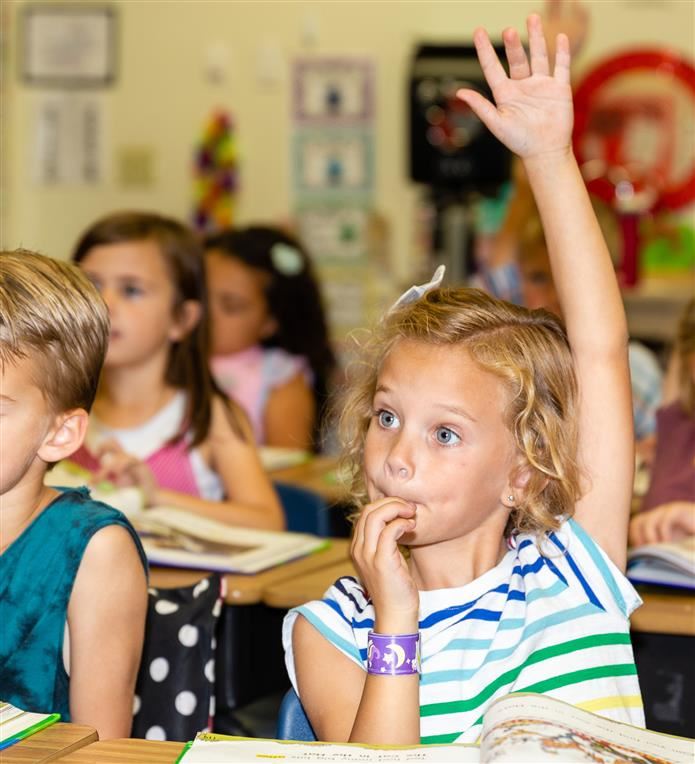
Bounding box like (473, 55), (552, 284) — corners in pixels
(458, 15), (633, 568)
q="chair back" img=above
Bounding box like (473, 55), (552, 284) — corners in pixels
(274, 482), (331, 537)
(131, 573), (223, 741)
(276, 687), (317, 741)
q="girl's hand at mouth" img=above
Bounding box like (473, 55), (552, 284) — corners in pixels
(351, 496), (419, 634)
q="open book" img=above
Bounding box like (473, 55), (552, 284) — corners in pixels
(46, 462), (329, 574)
(134, 507), (328, 574)
(0, 701), (60, 751)
(176, 693), (694, 763)
(627, 536), (695, 591)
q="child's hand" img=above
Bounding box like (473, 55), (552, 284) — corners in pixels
(629, 501), (695, 546)
(457, 14), (573, 161)
(94, 439), (158, 507)
(351, 497), (419, 633)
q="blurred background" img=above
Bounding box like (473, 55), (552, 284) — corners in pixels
(1, 0), (693, 350)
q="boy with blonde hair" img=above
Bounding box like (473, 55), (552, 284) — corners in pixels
(0, 250), (148, 739)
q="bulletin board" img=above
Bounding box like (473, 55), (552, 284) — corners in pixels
(291, 56), (384, 345)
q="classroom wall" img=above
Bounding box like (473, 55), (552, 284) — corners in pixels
(3, 0), (694, 281)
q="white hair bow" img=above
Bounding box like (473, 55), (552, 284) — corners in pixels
(388, 265), (446, 314)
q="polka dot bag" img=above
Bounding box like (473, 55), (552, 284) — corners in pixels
(132, 574), (224, 742)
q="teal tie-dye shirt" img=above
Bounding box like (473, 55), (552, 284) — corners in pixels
(0, 487), (147, 719)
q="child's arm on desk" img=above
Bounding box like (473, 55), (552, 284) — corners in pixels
(67, 525), (148, 739)
(94, 397), (285, 531)
(460, 15), (632, 570)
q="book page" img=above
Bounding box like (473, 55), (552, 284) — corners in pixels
(0, 702), (59, 746)
(627, 537), (695, 590)
(141, 507), (328, 573)
(178, 733), (480, 763)
(480, 694), (694, 764)
(628, 538), (695, 575)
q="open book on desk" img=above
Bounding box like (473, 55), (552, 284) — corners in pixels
(46, 462), (329, 574)
(627, 536), (695, 591)
(0, 701), (60, 751)
(134, 507), (329, 574)
(176, 693), (694, 763)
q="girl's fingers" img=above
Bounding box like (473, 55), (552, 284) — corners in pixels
(503, 26), (530, 80)
(374, 518), (416, 563)
(527, 13), (550, 76)
(360, 500), (415, 558)
(553, 32), (571, 85)
(472, 26), (508, 93)
(456, 89), (501, 140)
(351, 499), (414, 561)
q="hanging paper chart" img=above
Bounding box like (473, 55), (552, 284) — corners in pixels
(193, 110), (237, 234)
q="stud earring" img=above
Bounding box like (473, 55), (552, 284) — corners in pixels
(507, 495), (515, 503)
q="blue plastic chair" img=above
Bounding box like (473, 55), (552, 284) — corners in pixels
(274, 482), (331, 537)
(276, 688), (317, 741)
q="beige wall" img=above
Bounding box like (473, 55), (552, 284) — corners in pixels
(3, 0), (694, 279)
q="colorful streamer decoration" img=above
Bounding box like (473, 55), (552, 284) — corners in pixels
(193, 110), (237, 234)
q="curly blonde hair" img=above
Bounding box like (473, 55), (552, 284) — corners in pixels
(335, 287), (582, 538)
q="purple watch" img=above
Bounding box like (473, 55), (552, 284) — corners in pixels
(367, 631), (420, 675)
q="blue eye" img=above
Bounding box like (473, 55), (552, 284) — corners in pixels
(122, 283), (144, 298)
(85, 275), (102, 292)
(377, 409), (399, 429)
(435, 427), (460, 445)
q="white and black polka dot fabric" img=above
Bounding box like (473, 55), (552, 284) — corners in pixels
(131, 574), (223, 741)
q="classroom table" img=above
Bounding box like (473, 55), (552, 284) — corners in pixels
(2, 724), (97, 763)
(632, 588), (695, 637)
(54, 738), (185, 763)
(263, 558), (357, 610)
(148, 537), (350, 604)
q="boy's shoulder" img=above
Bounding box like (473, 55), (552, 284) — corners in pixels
(52, 485), (132, 522)
(47, 487), (147, 569)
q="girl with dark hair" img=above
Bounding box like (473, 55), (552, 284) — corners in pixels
(69, 211), (284, 530)
(204, 225), (335, 451)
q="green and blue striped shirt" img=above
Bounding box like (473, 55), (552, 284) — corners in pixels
(283, 519), (644, 743)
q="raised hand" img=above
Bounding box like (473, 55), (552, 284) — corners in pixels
(457, 14), (573, 160)
(350, 497), (419, 633)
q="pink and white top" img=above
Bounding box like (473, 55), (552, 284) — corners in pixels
(70, 393), (223, 500)
(211, 345), (311, 445)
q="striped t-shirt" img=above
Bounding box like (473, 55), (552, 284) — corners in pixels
(282, 519), (645, 744)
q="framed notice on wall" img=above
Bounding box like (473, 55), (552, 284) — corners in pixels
(20, 4), (117, 88)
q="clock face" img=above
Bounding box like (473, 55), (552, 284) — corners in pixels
(573, 49), (695, 212)
(423, 91), (486, 154)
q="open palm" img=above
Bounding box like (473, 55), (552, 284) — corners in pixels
(458, 14), (573, 159)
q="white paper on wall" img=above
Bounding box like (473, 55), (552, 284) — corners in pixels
(33, 93), (106, 185)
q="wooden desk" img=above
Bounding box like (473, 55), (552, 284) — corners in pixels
(631, 588), (695, 636)
(55, 738), (184, 763)
(149, 538), (351, 605)
(270, 456), (348, 505)
(264, 559), (357, 609)
(2, 724), (97, 763)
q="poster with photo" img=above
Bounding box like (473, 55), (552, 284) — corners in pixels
(294, 57), (373, 124)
